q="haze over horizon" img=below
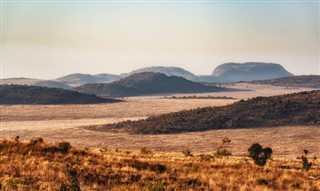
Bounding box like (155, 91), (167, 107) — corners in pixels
(1, 1), (319, 79)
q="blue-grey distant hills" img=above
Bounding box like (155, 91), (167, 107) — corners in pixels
(0, 78), (41, 86)
(73, 72), (225, 97)
(33, 80), (70, 89)
(121, 63), (293, 83)
(55, 73), (121, 87)
(1, 62), (296, 88)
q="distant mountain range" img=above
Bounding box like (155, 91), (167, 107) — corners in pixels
(0, 62), (298, 90)
(87, 90), (320, 134)
(0, 85), (119, 104)
(73, 72), (225, 97)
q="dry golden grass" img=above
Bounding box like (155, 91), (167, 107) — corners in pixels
(0, 139), (319, 191)
(2, 125), (318, 158)
(0, 98), (235, 122)
(1, 89), (319, 158)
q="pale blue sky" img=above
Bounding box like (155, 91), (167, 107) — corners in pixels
(1, 1), (319, 79)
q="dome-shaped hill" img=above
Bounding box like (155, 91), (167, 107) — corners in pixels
(74, 72), (224, 97)
(212, 62), (293, 82)
(0, 85), (119, 104)
(123, 66), (199, 81)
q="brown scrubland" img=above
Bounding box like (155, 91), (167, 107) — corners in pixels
(0, 139), (319, 191)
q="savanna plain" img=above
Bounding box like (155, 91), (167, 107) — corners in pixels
(0, 84), (319, 190)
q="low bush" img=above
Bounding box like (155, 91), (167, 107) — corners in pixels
(248, 143), (272, 166)
(58, 142), (72, 154)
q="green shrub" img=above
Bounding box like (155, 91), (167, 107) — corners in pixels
(29, 137), (44, 145)
(145, 181), (165, 191)
(58, 142), (72, 153)
(149, 163), (166, 173)
(248, 143), (272, 166)
(215, 137), (232, 156)
(256, 178), (268, 186)
(199, 154), (214, 162)
(140, 147), (152, 155)
(299, 150), (312, 171)
(291, 182), (301, 189)
(182, 149), (193, 157)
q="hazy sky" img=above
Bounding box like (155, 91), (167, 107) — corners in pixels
(1, 1), (319, 79)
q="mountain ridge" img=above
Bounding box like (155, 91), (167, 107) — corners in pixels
(74, 72), (225, 97)
(1, 62), (297, 87)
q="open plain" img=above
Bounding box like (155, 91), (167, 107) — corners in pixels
(0, 84), (318, 158)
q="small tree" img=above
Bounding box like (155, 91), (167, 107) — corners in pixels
(215, 137), (232, 156)
(298, 150), (312, 171)
(248, 143), (272, 166)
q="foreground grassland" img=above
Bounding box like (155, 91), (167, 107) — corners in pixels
(0, 139), (319, 191)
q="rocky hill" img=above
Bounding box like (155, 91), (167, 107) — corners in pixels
(56, 73), (121, 86)
(88, 90), (320, 134)
(122, 66), (199, 81)
(74, 72), (225, 97)
(210, 62), (293, 82)
(0, 85), (120, 104)
(250, 75), (320, 88)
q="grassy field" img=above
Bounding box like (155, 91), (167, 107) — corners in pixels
(0, 139), (319, 191)
(0, 84), (319, 190)
(0, 98), (235, 121)
(0, 84), (319, 158)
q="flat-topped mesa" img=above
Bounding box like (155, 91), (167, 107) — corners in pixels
(211, 62), (293, 82)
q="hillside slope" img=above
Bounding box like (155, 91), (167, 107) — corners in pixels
(74, 72), (225, 97)
(250, 75), (320, 88)
(211, 62), (293, 82)
(0, 85), (119, 104)
(89, 90), (320, 134)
